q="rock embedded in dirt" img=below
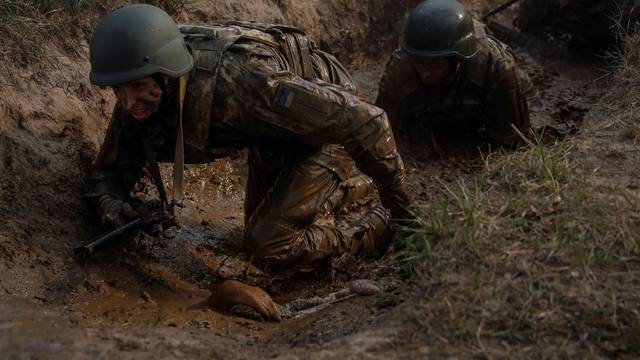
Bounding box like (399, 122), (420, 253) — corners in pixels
(348, 279), (381, 295)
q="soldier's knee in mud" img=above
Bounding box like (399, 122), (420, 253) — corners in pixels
(243, 223), (296, 262)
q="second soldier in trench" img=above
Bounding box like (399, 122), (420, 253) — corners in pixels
(376, 0), (532, 157)
(84, 5), (412, 320)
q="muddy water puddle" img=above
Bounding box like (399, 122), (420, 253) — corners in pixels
(19, 149), (404, 356)
(0, 260), (401, 357)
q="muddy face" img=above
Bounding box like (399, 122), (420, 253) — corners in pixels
(112, 76), (163, 122)
(413, 57), (456, 85)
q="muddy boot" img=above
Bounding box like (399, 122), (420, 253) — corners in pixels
(348, 205), (391, 258)
(323, 175), (375, 213)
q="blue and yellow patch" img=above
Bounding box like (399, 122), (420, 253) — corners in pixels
(276, 88), (296, 109)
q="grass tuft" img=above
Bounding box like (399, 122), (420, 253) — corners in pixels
(397, 128), (640, 357)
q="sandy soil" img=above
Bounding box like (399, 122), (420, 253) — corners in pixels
(0, 0), (618, 358)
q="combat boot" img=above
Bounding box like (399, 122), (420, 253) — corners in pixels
(323, 175), (375, 213)
(348, 205), (391, 258)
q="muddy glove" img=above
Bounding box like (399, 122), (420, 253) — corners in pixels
(137, 205), (177, 239)
(97, 194), (138, 228)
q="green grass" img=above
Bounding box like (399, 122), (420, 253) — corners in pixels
(396, 130), (640, 357)
(400, 131), (639, 271)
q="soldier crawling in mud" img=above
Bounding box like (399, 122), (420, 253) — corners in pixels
(84, 4), (411, 291)
(376, 0), (531, 154)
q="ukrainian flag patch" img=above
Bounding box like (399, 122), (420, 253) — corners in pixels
(276, 88), (296, 109)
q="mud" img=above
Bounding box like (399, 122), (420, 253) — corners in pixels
(0, 0), (612, 358)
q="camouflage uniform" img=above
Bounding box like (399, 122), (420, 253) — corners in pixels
(86, 22), (410, 271)
(376, 21), (530, 147)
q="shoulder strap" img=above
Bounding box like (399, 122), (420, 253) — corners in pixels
(179, 25), (243, 163)
(172, 74), (188, 210)
(219, 21), (315, 78)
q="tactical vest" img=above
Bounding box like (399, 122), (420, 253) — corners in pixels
(177, 21), (354, 163)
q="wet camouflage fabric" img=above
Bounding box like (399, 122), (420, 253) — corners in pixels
(86, 22), (410, 271)
(375, 22), (530, 147)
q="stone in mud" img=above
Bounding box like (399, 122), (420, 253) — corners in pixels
(348, 279), (381, 296)
(209, 280), (281, 322)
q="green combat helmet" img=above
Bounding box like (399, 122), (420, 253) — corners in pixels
(89, 4), (193, 86)
(401, 0), (478, 59)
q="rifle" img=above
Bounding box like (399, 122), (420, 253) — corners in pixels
(482, 0), (522, 23)
(74, 216), (175, 260)
(486, 20), (529, 47)
(481, 0), (530, 47)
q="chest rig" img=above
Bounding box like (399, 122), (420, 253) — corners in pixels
(178, 21), (319, 163)
(405, 28), (507, 129)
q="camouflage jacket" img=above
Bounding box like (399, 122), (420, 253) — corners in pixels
(86, 21), (409, 215)
(375, 21), (530, 145)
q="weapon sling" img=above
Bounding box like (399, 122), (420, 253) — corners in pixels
(140, 130), (171, 214)
(140, 74), (189, 216)
(172, 74), (188, 209)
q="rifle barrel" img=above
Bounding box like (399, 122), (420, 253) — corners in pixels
(482, 0), (521, 22)
(74, 218), (144, 258)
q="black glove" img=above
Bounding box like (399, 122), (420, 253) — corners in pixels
(97, 195), (138, 228)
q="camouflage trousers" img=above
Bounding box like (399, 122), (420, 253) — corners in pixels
(242, 143), (375, 272)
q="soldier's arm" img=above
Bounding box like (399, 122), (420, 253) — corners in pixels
(273, 76), (411, 218)
(84, 107), (145, 223)
(213, 44), (412, 218)
(220, 52), (410, 218)
(484, 54), (531, 146)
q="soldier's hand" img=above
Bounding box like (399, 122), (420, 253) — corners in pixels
(98, 195), (138, 228)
